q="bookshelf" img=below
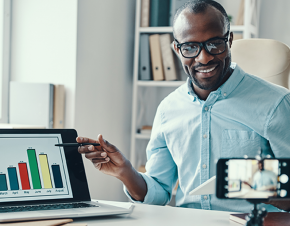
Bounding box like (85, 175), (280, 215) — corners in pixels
(130, 0), (261, 170)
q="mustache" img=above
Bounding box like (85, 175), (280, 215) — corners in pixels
(193, 61), (219, 71)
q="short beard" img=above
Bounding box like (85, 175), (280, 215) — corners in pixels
(190, 56), (232, 91)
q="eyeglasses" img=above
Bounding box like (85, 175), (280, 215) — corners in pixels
(175, 31), (230, 58)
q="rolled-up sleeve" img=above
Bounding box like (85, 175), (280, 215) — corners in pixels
(124, 104), (178, 205)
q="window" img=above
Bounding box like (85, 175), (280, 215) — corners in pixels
(0, 0), (11, 123)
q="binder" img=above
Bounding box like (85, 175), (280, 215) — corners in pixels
(53, 84), (65, 128)
(235, 0), (244, 25)
(150, 0), (170, 27)
(140, 0), (150, 27)
(159, 34), (177, 80)
(149, 34), (164, 81)
(9, 82), (54, 128)
(139, 34), (151, 80)
(169, 0), (188, 26)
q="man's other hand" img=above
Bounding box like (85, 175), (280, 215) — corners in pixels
(76, 134), (130, 179)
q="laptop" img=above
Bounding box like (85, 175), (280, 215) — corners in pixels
(0, 129), (132, 222)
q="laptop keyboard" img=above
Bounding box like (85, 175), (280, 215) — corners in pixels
(0, 202), (99, 213)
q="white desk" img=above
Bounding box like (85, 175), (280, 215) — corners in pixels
(72, 200), (239, 226)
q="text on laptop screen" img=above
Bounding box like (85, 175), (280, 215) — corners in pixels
(0, 134), (73, 202)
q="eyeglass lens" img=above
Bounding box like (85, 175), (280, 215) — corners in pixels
(180, 39), (226, 58)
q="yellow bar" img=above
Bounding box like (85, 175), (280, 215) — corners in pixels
(39, 154), (52, 189)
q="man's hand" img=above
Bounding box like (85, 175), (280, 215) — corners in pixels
(242, 181), (252, 188)
(76, 134), (130, 179)
(77, 134), (148, 201)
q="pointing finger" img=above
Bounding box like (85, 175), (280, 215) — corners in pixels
(98, 134), (118, 153)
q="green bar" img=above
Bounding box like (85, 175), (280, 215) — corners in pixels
(27, 149), (41, 189)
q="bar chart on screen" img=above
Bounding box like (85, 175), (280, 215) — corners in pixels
(0, 134), (73, 201)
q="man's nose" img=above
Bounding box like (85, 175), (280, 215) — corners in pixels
(195, 47), (214, 65)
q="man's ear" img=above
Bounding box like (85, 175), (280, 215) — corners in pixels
(229, 32), (234, 48)
(171, 41), (180, 59)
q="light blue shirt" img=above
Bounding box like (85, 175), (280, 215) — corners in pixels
(252, 170), (277, 190)
(125, 63), (290, 212)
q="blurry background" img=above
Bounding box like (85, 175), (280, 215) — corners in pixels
(0, 0), (289, 202)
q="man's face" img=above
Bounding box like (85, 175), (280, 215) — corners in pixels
(174, 7), (233, 91)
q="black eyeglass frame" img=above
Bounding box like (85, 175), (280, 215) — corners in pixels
(175, 31), (230, 58)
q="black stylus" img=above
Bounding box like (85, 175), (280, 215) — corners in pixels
(55, 143), (100, 147)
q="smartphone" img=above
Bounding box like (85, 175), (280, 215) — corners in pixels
(216, 158), (290, 199)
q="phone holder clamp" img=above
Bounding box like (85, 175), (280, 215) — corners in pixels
(245, 199), (268, 226)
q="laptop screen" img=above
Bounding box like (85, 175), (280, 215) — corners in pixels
(0, 133), (73, 202)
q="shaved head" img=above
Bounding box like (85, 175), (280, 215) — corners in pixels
(173, 0), (230, 40)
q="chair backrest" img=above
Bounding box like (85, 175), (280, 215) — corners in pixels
(231, 39), (290, 89)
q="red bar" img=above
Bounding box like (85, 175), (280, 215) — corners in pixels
(18, 163), (31, 190)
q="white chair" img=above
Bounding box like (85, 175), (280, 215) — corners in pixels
(231, 39), (290, 89)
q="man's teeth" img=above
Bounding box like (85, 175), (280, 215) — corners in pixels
(197, 67), (216, 73)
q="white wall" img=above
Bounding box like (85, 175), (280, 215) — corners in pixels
(74, 0), (135, 201)
(10, 0), (135, 202)
(259, 0), (290, 47)
(10, 0), (78, 128)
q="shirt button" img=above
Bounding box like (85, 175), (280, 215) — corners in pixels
(202, 164), (207, 169)
(203, 134), (207, 138)
(204, 195), (208, 200)
(223, 93), (227, 96)
(204, 107), (208, 111)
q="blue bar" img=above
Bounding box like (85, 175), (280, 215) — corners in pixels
(0, 174), (8, 191)
(8, 167), (19, 190)
(51, 165), (63, 188)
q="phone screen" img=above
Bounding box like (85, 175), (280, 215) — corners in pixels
(216, 159), (290, 199)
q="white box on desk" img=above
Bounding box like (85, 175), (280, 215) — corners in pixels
(9, 82), (54, 128)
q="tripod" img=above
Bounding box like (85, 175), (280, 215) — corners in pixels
(244, 200), (268, 226)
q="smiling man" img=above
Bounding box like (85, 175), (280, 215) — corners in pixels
(172, 1), (233, 100)
(77, 0), (290, 212)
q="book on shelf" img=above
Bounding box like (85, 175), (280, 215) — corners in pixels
(139, 125), (152, 135)
(159, 34), (178, 81)
(170, 41), (188, 81)
(233, 33), (243, 41)
(230, 212), (290, 226)
(53, 84), (65, 128)
(149, 0), (170, 27)
(139, 34), (152, 80)
(235, 0), (244, 25)
(138, 165), (146, 173)
(149, 34), (165, 81)
(140, 0), (150, 27)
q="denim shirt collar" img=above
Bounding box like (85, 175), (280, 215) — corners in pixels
(186, 63), (245, 101)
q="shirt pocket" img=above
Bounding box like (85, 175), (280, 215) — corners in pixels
(221, 129), (261, 158)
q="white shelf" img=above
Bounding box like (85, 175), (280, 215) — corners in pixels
(135, 133), (151, 139)
(137, 80), (186, 87)
(130, 0), (261, 168)
(139, 25), (246, 34)
(230, 25), (245, 32)
(139, 27), (173, 33)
